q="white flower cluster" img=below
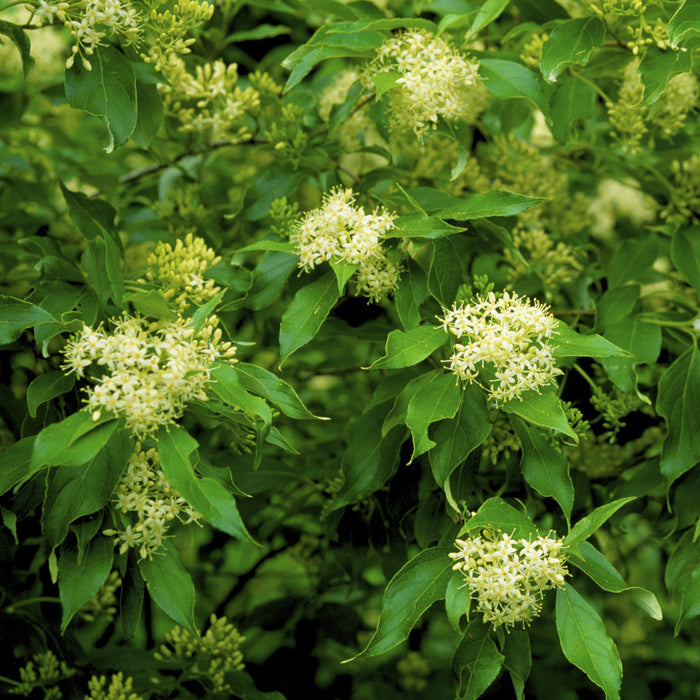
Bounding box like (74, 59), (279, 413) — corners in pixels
(449, 529), (569, 629)
(292, 188), (400, 301)
(62, 313), (236, 437)
(367, 29), (480, 137)
(439, 292), (561, 404)
(103, 446), (200, 560)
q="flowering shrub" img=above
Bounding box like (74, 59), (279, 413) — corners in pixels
(1, 0), (699, 698)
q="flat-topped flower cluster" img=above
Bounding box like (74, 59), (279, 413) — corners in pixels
(62, 313), (236, 437)
(292, 187), (400, 302)
(450, 529), (569, 629)
(439, 291), (561, 404)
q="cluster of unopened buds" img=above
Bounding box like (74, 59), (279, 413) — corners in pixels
(450, 529), (569, 629)
(291, 188), (400, 301)
(439, 291), (561, 404)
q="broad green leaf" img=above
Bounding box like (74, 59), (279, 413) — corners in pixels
(512, 417), (573, 523)
(371, 70), (400, 98)
(227, 22), (293, 42)
(460, 497), (539, 540)
(367, 325), (448, 370)
(30, 412), (119, 474)
(0, 19), (34, 77)
(236, 240), (295, 254)
(0, 506), (17, 544)
(246, 252), (299, 310)
(479, 58), (550, 119)
(350, 547), (454, 659)
(125, 290), (177, 321)
(388, 213), (463, 239)
(236, 362), (325, 420)
(131, 79), (163, 149)
(595, 285), (640, 331)
(120, 558), (145, 640)
(209, 363), (273, 432)
(668, 0), (700, 48)
(639, 47), (693, 106)
(430, 384), (491, 485)
(445, 571), (471, 632)
(570, 541), (662, 620)
(607, 234), (658, 288)
(453, 619), (504, 700)
(438, 190), (545, 220)
(382, 371), (441, 437)
(65, 45), (137, 152)
(428, 236), (471, 306)
(665, 530), (700, 634)
(512, 0), (567, 22)
(244, 164), (304, 221)
(0, 295), (56, 344)
(671, 226), (700, 296)
(501, 389), (576, 439)
(329, 258), (358, 295)
(406, 372), (462, 460)
(59, 535), (113, 632)
(27, 372), (75, 418)
(656, 346), (700, 485)
(279, 271), (339, 363)
(553, 321), (628, 359)
(157, 425), (256, 544)
(191, 289), (226, 336)
(503, 631), (531, 700)
(327, 405), (406, 512)
(540, 17), (605, 82)
(0, 436), (35, 496)
(469, 0), (510, 37)
(395, 258), (429, 330)
(139, 540), (197, 635)
(549, 76), (596, 143)
(564, 497), (635, 547)
(556, 584), (622, 700)
(42, 429), (132, 550)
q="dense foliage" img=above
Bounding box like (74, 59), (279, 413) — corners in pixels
(1, 0), (699, 697)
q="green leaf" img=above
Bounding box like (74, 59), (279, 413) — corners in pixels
(59, 180), (117, 237)
(445, 571), (471, 632)
(0, 20), (34, 77)
(0, 506), (18, 544)
(428, 236), (471, 306)
(429, 384), (491, 485)
(607, 234), (658, 288)
(42, 429), (132, 550)
(131, 79), (163, 149)
(668, 0), (700, 48)
(453, 619), (504, 700)
(27, 372), (75, 418)
(438, 190), (545, 220)
(671, 226), (700, 296)
(157, 425), (256, 544)
(406, 372), (463, 460)
(139, 540), (197, 635)
(639, 47), (693, 106)
(553, 320), (628, 359)
(64, 46), (137, 153)
(246, 252), (299, 310)
(236, 362), (325, 420)
(503, 631), (531, 700)
(371, 70), (400, 98)
(350, 547), (454, 659)
(30, 412), (120, 474)
(540, 17), (605, 82)
(367, 325), (448, 370)
(383, 370), (441, 436)
(549, 75), (596, 144)
(227, 23), (293, 42)
(59, 534), (113, 632)
(564, 497), (635, 547)
(501, 389), (576, 439)
(479, 59), (550, 119)
(556, 584), (622, 700)
(125, 289), (177, 320)
(237, 240), (295, 254)
(329, 258), (358, 295)
(0, 295), (56, 344)
(469, 0), (510, 37)
(657, 346), (700, 486)
(570, 541), (662, 620)
(0, 436), (35, 496)
(512, 417), (573, 523)
(460, 497), (539, 540)
(120, 558), (145, 640)
(595, 285), (640, 331)
(395, 258), (429, 330)
(665, 530), (700, 634)
(279, 271), (339, 363)
(327, 406), (406, 512)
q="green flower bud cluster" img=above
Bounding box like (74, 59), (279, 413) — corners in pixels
(481, 411), (521, 466)
(85, 672), (142, 700)
(662, 154), (700, 222)
(155, 614), (245, 694)
(397, 652), (430, 692)
(143, 233), (221, 311)
(9, 651), (75, 698)
(80, 570), (121, 622)
(450, 529), (569, 629)
(652, 72), (699, 139)
(268, 197), (300, 238)
(590, 385), (644, 442)
(606, 60), (648, 153)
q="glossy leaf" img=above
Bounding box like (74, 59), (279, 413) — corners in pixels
(0, 296), (55, 344)
(367, 325), (448, 370)
(459, 497), (539, 540)
(350, 547), (454, 659)
(549, 75), (596, 143)
(639, 47), (693, 106)
(671, 226), (700, 296)
(540, 17), (605, 82)
(279, 271), (339, 363)
(553, 320), (628, 359)
(656, 346), (700, 485)
(394, 258), (429, 330)
(665, 530), (700, 634)
(469, 0), (510, 37)
(453, 619), (504, 700)
(0, 20), (34, 77)
(501, 389), (577, 439)
(503, 631), (531, 700)
(479, 59), (550, 119)
(27, 372), (75, 418)
(437, 190), (545, 221)
(564, 497), (635, 547)
(668, 0), (700, 48)
(0, 436), (35, 496)
(556, 584), (622, 700)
